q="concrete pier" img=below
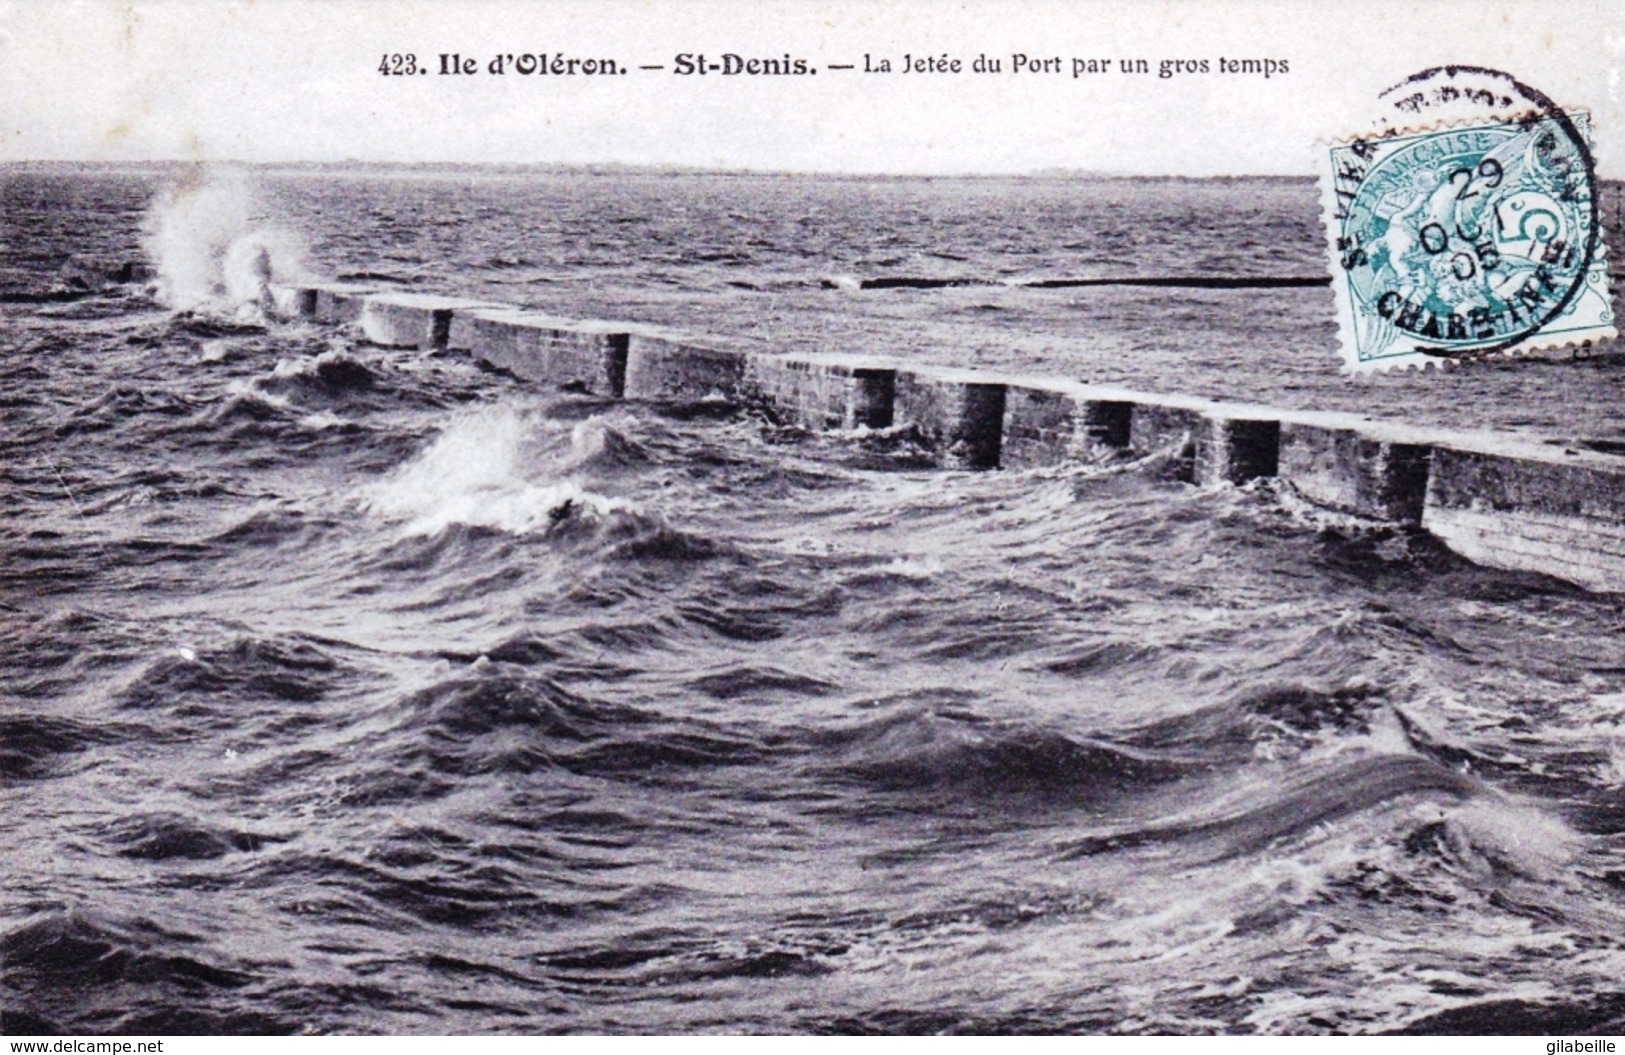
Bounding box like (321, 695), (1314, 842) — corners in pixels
(1277, 415), (1433, 523)
(445, 307), (547, 365)
(625, 329), (750, 404)
(1196, 410), (1282, 487)
(744, 354), (896, 430)
(359, 292), (505, 351)
(280, 279), (1625, 594)
(1423, 441), (1625, 592)
(1000, 379), (1131, 469)
(300, 283), (380, 325)
(1117, 391), (1213, 482)
(445, 308), (628, 396)
(1002, 385), (1279, 485)
(893, 367), (1007, 469)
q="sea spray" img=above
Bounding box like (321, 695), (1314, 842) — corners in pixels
(141, 167), (307, 313)
(361, 403), (630, 536)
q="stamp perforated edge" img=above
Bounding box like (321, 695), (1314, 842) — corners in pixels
(1316, 110), (1616, 376)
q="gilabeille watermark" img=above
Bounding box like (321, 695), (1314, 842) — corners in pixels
(1547, 1040), (1618, 1055)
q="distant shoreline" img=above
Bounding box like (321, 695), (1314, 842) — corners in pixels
(0, 160), (1323, 183)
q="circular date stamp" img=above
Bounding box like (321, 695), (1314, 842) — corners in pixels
(1321, 67), (1615, 372)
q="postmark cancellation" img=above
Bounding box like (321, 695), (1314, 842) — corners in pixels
(1321, 109), (1615, 374)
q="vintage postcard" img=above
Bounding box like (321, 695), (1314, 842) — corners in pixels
(3, 0), (1624, 1040)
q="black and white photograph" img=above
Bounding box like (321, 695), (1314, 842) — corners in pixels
(3, 0), (1625, 1038)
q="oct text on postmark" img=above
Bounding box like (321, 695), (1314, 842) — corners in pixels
(1321, 109), (1614, 373)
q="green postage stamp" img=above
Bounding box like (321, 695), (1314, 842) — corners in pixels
(1322, 106), (1615, 373)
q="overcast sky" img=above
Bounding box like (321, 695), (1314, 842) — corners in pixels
(2, 0), (1622, 176)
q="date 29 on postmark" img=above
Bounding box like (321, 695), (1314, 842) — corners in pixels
(1321, 110), (1614, 373)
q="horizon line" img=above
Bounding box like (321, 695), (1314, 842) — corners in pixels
(0, 158), (1326, 182)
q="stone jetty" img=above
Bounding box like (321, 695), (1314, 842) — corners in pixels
(272, 282), (1625, 594)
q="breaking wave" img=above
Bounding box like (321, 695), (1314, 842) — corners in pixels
(141, 167), (307, 316)
(360, 403), (634, 537)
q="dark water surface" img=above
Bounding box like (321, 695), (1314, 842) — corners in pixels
(3, 167), (1625, 1034)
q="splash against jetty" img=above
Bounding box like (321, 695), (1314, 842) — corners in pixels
(267, 280), (1625, 595)
(141, 168), (307, 317)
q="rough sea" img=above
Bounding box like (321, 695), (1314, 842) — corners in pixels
(4, 165), (1625, 1035)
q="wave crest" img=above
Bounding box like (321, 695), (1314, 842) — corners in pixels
(361, 404), (633, 537)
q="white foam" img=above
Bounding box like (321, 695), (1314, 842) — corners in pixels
(562, 415), (631, 468)
(271, 349), (353, 381)
(885, 554), (945, 578)
(1442, 798), (1582, 880)
(142, 167), (308, 313)
(223, 378), (290, 410)
(361, 403), (630, 537)
(297, 411), (348, 431)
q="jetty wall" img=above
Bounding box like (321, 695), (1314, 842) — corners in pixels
(271, 282), (1625, 594)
